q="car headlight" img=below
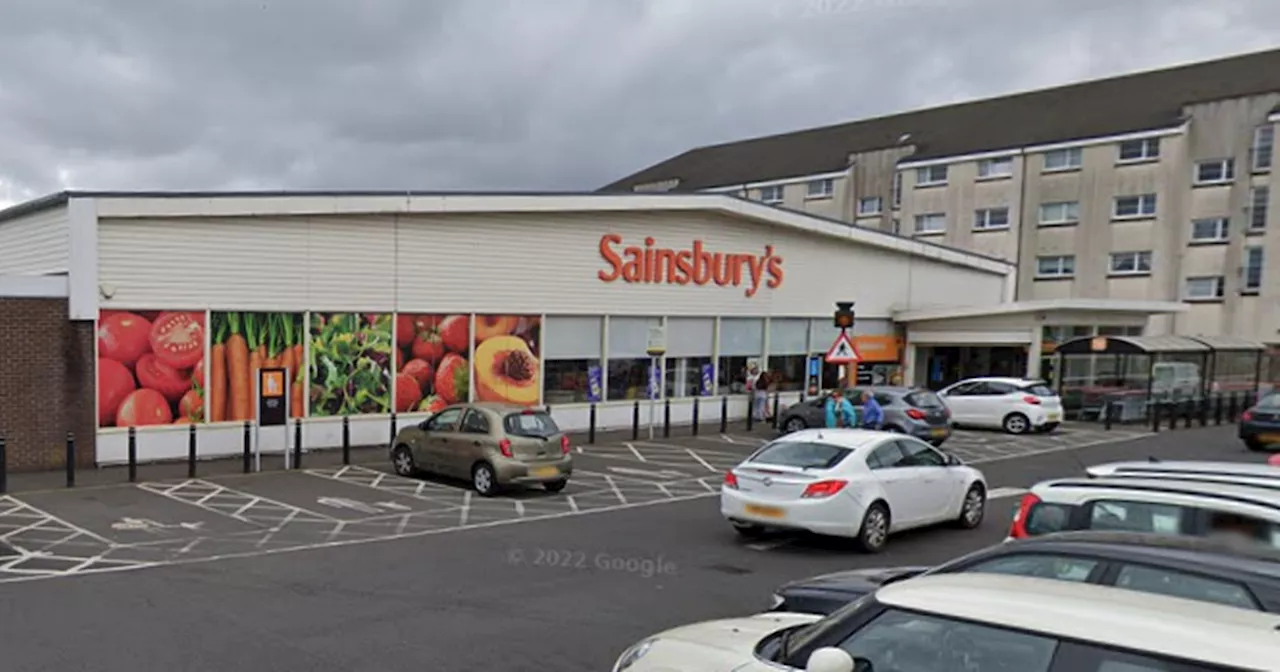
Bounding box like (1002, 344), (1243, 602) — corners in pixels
(613, 638), (656, 672)
(770, 593), (785, 610)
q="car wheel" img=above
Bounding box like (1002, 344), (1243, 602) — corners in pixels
(1041, 422), (1060, 433)
(732, 522), (767, 539)
(856, 502), (890, 553)
(544, 478), (568, 493)
(1003, 413), (1031, 435)
(391, 444), (417, 477)
(1245, 439), (1266, 452)
(472, 462), (499, 497)
(783, 416), (807, 433)
(956, 484), (986, 529)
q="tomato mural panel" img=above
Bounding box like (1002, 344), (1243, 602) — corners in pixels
(309, 313), (393, 417)
(394, 314), (471, 413)
(473, 315), (542, 407)
(209, 312), (306, 422)
(97, 310), (207, 428)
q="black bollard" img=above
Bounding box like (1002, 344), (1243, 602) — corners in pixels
(1167, 403), (1177, 430)
(691, 397), (700, 436)
(631, 401), (640, 441)
(771, 394), (781, 430)
(588, 404), (597, 445)
(1214, 394), (1223, 425)
(1183, 403), (1193, 429)
(1103, 401), (1113, 431)
(188, 424), (197, 478)
(390, 413), (397, 445)
(65, 432), (75, 488)
(663, 398), (671, 438)
(720, 396), (728, 433)
(1198, 398), (1208, 427)
(0, 432), (7, 494)
(242, 421), (252, 473)
(293, 418), (303, 469)
(746, 398), (755, 432)
(342, 416), (351, 465)
(1228, 393), (1239, 422)
(128, 427), (138, 482)
(1150, 403), (1161, 433)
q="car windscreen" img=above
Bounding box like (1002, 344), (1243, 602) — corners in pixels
(1257, 393), (1280, 409)
(502, 411), (560, 438)
(1021, 383), (1056, 397)
(904, 391), (945, 408)
(750, 441), (851, 470)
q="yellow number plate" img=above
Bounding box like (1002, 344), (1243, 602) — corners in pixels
(930, 428), (947, 437)
(745, 504), (785, 519)
(530, 466), (559, 478)
(1047, 413), (1061, 422)
(1259, 433), (1280, 444)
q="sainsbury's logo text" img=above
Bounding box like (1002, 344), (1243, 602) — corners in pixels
(597, 234), (784, 298)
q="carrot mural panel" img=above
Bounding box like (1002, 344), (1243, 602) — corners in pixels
(473, 315), (542, 407)
(209, 312), (305, 422)
(97, 310), (207, 428)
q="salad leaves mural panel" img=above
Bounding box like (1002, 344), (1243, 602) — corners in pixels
(97, 310), (207, 428)
(310, 313), (393, 416)
(473, 315), (542, 407)
(209, 312), (305, 422)
(394, 313), (471, 413)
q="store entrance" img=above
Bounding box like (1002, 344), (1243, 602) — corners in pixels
(916, 346), (1027, 390)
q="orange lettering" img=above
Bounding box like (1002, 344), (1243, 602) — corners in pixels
(621, 246), (643, 281)
(597, 235), (783, 296)
(598, 234), (623, 281)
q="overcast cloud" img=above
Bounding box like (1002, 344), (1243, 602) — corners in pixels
(1, 0), (1278, 207)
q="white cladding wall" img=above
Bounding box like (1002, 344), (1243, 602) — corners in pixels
(97, 210), (1007, 316)
(0, 206), (69, 274)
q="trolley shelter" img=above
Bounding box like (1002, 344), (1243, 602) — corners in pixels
(1053, 334), (1266, 422)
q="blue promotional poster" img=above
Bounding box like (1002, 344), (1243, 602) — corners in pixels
(700, 363), (714, 396)
(586, 364), (603, 403)
(647, 361), (662, 400)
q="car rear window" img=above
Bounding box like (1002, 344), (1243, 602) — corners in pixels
(905, 391), (944, 408)
(1089, 500), (1184, 535)
(1021, 383), (1056, 397)
(502, 411), (560, 438)
(750, 441), (851, 470)
(1025, 503), (1075, 536)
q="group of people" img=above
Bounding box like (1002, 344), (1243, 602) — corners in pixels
(745, 362), (883, 430)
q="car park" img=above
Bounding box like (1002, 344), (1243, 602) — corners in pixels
(721, 429), (986, 552)
(1240, 392), (1280, 452)
(937, 376), (1063, 434)
(389, 403), (572, 496)
(1008, 476), (1280, 546)
(612, 573), (1280, 672)
(768, 530), (1280, 615)
(776, 387), (952, 445)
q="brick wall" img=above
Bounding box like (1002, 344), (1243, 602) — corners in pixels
(0, 298), (95, 471)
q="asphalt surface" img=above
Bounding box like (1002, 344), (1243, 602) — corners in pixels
(0, 422), (1265, 671)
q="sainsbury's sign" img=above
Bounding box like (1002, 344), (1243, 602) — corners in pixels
(597, 234), (784, 298)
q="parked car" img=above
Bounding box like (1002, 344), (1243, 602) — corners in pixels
(768, 530), (1280, 615)
(776, 387), (951, 446)
(1086, 459), (1280, 485)
(1241, 392), (1280, 452)
(611, 573), (1280, 672)
(937, 376), (1062, 434)
(721, 429), (986, 552)
(389, 403), (572, 496)
(1007, 475), (1280, 547)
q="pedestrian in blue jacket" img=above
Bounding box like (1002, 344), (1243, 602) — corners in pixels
(824, 388), (858, 428)
(859, 390), (884, 430)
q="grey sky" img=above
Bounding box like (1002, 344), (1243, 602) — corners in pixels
(1, 0), (1278, 207)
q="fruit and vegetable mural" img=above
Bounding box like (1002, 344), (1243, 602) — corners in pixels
(309, 313), (393, 417)
(97, 310), (207, 427)
(208, 312), (306, 421)
(474, 315), (542, 407)
(394, 314), (471, 414)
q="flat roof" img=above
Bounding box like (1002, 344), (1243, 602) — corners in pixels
(892, 299), (1187, 323)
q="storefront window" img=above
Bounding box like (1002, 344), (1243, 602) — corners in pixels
(718, 318), (764, 394)
(665, 317), (714, 397)
(607, 316), (661, 400)
(542, 316), (602, 404)
(768, 318), (809, 391)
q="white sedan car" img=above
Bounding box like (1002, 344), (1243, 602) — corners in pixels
(721, 429), (987, 552)
(937, 377), (1063, 434)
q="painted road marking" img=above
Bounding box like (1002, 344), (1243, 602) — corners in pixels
(624, 443), (647, 462)
(988, 487), (1029, 499)
(685, 448), (718, 472)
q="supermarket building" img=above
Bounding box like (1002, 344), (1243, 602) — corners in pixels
(0, 190), (1181, 469)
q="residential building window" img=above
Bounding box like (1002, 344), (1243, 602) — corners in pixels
(1035, 255), (1075, 278)
(1185, 276), (1225, 300)
(1043, 147), (1083, 171)
(977, 157), (1013, 178)
(1117, 138), (1160, 163)
(1190, 217), (1229, 243)
(891, 172), (902, 208)
(759, 185), (784, 203)
(974, 207), (1010, 230)
(1109, 251), (1152, 276)
(915, 165), (947, 186)
(806, 178), (834, 199)
(1194, 158), (1235, 185)
(914, 213), (946, 234)
(1038, 201), (1080, 226)
(857, 196), (882, 216)
(1113, 194), (1157, 218)
(1251, 186), (1269, 232)
(1253, 125), (1274, 171)
(1243, 246), (1264, 293)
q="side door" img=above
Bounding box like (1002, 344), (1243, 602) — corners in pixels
(896, 438), (962, 521)
(865, 440), (927, 528)
(960, 552), (1106, 584)
(1098, 561), (1263, 611)
(445, 409), (493, 479)
(939, 381), (982, 424)
(416, 407), (464, 472)
(970, 381), (1018, 428)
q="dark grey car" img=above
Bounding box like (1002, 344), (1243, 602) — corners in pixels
(776, 386), (952, 446)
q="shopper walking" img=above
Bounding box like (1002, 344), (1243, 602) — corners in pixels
(824, 388), (857, 428)
(746, 362), (768, 422)
(859, 390), (884, 430)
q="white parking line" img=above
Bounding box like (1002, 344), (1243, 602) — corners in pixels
(685, 448), (718, 472)
(624, 443), (647, 462)
(747, 539), (792, 552)
(988, 487), (1029, 499)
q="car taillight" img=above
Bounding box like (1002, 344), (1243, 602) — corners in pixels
(724, 471), (738, 489)
(1023, 395), (1041, 405)
(499, 438), (513, 458)
(801, 480), (848, 498)
(1008, 492), (1042, 538)
(1242, 409), (1254, 421)
(905, 408), (926, 420)
(560, 435), (571, 454)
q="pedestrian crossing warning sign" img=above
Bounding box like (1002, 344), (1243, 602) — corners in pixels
(825, 332), (859, 364)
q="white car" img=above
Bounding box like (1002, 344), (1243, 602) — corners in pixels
(937, 376), (1063, 434)
(1086, 459), (1280, 484)
(610, 573), (1280, 672)
(720, 429), (987, 552)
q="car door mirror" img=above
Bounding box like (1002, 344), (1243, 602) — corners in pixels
(944, 452), (962, 466)
(806, 647), (857, 672)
